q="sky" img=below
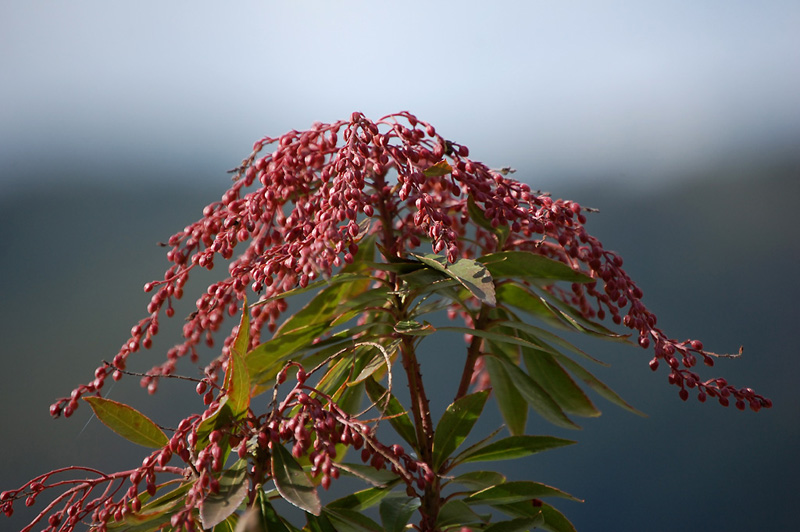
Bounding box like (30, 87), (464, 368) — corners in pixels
(2, 1), (800, 193)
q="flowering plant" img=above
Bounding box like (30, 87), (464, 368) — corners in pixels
(1, 112), (769, 531)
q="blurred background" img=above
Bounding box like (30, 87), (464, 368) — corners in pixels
(1, 1), (798, 530)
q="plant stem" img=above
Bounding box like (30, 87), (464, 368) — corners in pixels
(454, 306), (490, 401)
(398, 334), (439, 531)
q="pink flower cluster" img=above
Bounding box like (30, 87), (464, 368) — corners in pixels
(4, 361), (426, 531)
(49, 111), (769, 418)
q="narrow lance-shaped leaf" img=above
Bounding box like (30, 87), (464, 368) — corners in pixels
(322, 507), (384, 532)
(82, 397), (168, 448)
(432, 390), (490, 470)
(275, 235), (375, 336)
(328, 486), (395, 512)
(271, 442), (322, 515)
(483, 516), (545, 532)
(486, 353), (579, 430)
(465, 480), (582, 506)
(437, 326), (555, 352)
(551, 350), (645, 416)
(496, 318), (608, 366)
(200, 459), (248, 529)
(448, 471), (507, 491)
(531, 285), (631, 341)
(224, 348), (250, 420)
(246, 322), (331, 388)
(231, 297), (250, 358)
(483, 346), (528, 436)
(336, 462), (402, 487)
(456, 435), (575, 464)
(495, 282), (570, 329)
(412, 253), (496, 306)
(495, 501), (577, 532)
(211, 514), (238, 532)
(393, 319), (436, 336)
(306, 514), (338, 532)
(254, 491), (292, 532)
(380, 493), (421, 532)
(364, 377), (418, 449)
(480, 251), (593, 284)
(436, 499), (487, 528)
(105, 481), (194, 531)
(520, 348), (600, 418)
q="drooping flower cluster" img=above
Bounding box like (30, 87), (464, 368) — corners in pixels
(48, 111), (769, 420)
(0, 456), (185, 531)
(3, 360), (425, 531)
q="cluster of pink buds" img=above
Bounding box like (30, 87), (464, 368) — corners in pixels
(48, 110), (768, 421)
(247, 362), (427, 491)
(0, 461), (186, 532)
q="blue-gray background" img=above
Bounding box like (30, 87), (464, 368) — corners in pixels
(2, 2), (799, 531)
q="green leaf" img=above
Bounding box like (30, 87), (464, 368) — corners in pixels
(105, 481), (194, 531)
(413, 253), (496, 306)
(465, 481), (582, 506)
(259, 272), (377, 303)
(231, 297), (250, 358)
(195, 400), (235, 451)
(104, 512), (173, 532)
(365, 378), (418, 449)
(480, 251), (593, 283)
(483, 355), (527, 436)
(380, 493), (421, 532)
(328, 486), (395, 512)
(448, 426), (503, 467)
(337, 380), (366, 416)
(495, 501), (577, 532)
(394, 319), (437, 336)
(495, 282), (569, 329)
(448, 471), (507, 491)
(275, 276), (371, 337)
(436, 499), (487, 528)
(539, 502), (578, 532)
(82, 397), (168, 448)
(234, 491), (291, 532)
(273, 235), (375, 338)
(550, 352), (644, 416)
(491, 312), (641, 416)
(200, 459), (249, 529)
(484, 516), (545, 532)
(532, 286), (631, 341)
(486, 354), (579, 430)
(211, 514), (238, 532)
(323, 507), (384, 532)
(496, 318), (607, 366)
(223, 348), (250, 420)
(423, 159), (454, 177)
(457, 435), (575, 464)
(351, 353), (390, 386)
(438, 326), (557, 353)
(247, 322), (330, 386)
(432, 390), (490, 470)
(271, 443), (321, 515)
(337, 462), (402, 487)
(521, 349), (600, 418)
(306, 513), (338, 532)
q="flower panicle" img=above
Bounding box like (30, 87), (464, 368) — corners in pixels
(8, 361), (430, 531)
(49, 111), (769, 418)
